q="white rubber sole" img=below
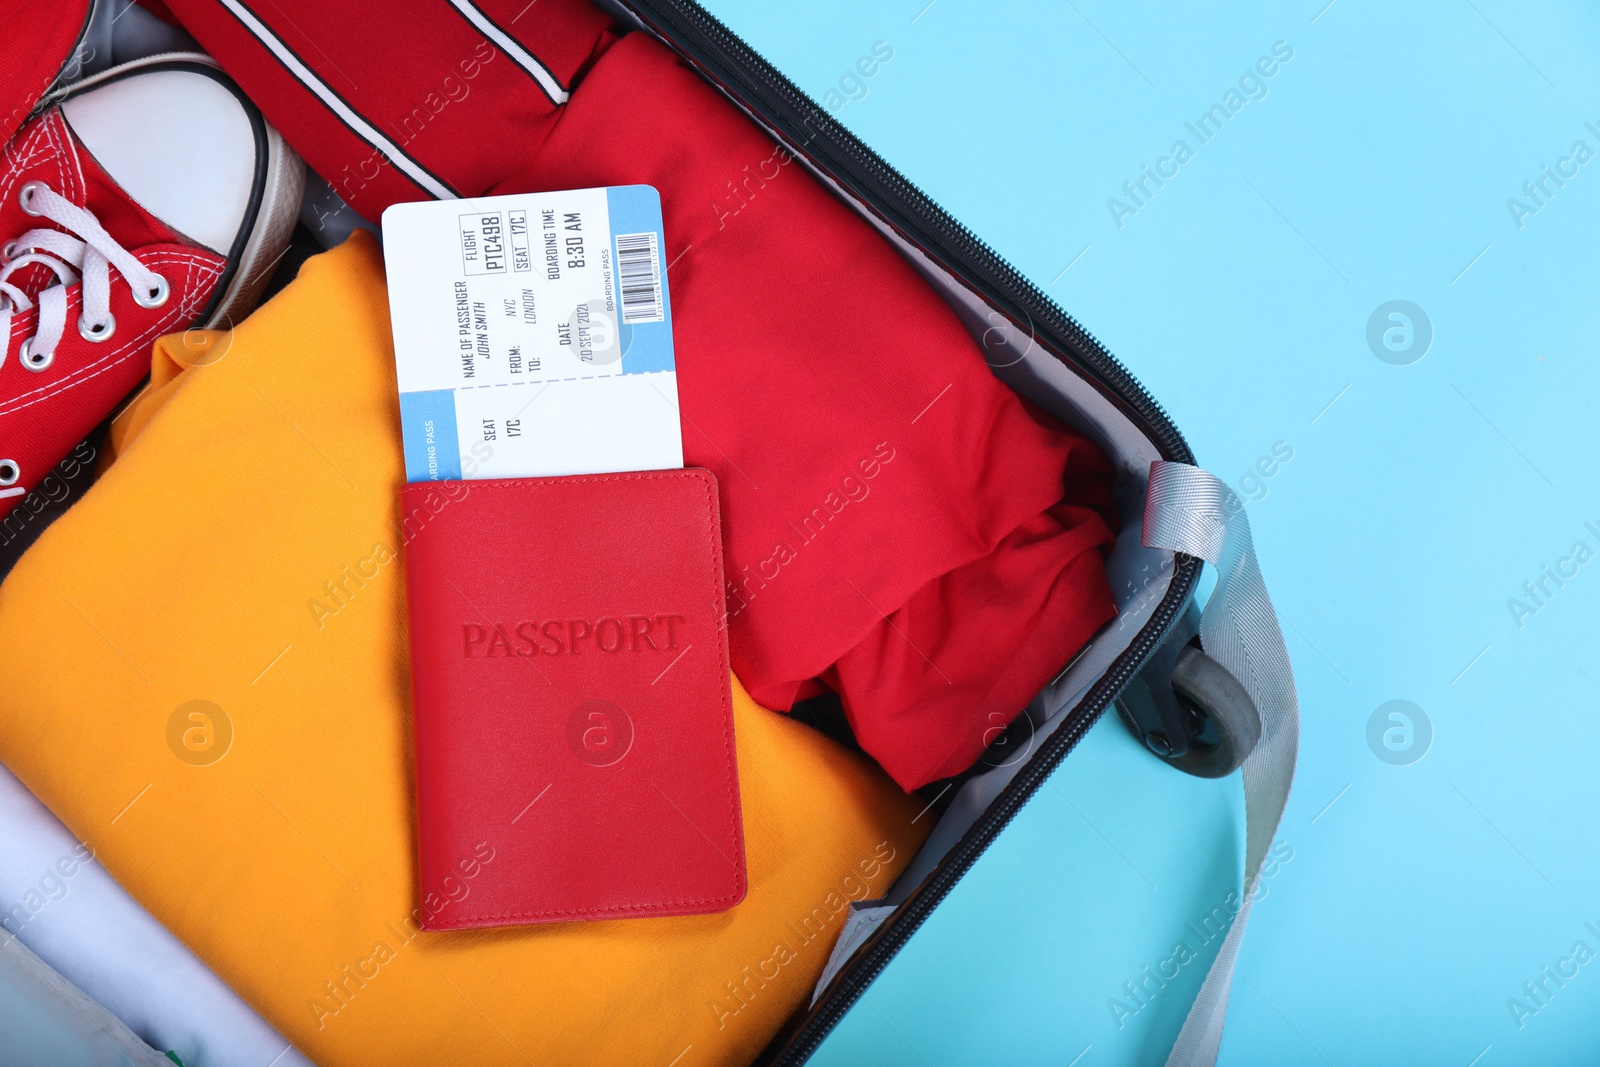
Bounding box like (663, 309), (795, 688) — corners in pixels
(205, 119), (305, 329)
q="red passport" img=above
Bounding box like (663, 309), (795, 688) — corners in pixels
(401, 468), (745, 929)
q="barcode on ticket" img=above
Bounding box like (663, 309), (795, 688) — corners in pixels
(615, 230), (664, 324)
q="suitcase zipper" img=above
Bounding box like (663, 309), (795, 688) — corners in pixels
(613, 3), (1203, 1059)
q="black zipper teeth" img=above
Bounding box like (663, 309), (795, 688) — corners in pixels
(612, 2), (1202, 1061)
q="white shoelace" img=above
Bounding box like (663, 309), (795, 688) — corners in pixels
(0, 181), (169, 373)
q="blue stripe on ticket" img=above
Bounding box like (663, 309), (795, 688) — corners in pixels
(605, 185), (674, 375)
(399, 389), (462, 482)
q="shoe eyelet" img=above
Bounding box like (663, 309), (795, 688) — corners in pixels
(18, 181), (47, 216)
(0, 460), (17, 487)
(79, 313), (116, 343)
(132, 273), (169, 309)
(19, 338), (54, 371)
(2, 242), (15, 261)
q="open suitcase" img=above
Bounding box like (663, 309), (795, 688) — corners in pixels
(0, 2), (1299, 1064)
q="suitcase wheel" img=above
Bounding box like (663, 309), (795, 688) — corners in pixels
(1115, 614), (1263, 779)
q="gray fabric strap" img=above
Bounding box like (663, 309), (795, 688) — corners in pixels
(1141, 461), (1300, 1066)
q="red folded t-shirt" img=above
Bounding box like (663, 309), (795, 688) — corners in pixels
(161, 0), (1118, 789)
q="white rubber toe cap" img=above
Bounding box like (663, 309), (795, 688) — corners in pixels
(61, 67), (257, 255)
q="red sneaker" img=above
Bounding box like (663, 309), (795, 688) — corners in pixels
(0, 53), (302, 519)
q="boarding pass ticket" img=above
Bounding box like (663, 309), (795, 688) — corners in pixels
(381, 185), (683, 481)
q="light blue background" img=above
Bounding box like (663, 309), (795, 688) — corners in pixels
(701, 1), (1600, 1063)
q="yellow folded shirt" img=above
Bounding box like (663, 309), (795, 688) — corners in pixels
(0, 232), (928, 1066)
